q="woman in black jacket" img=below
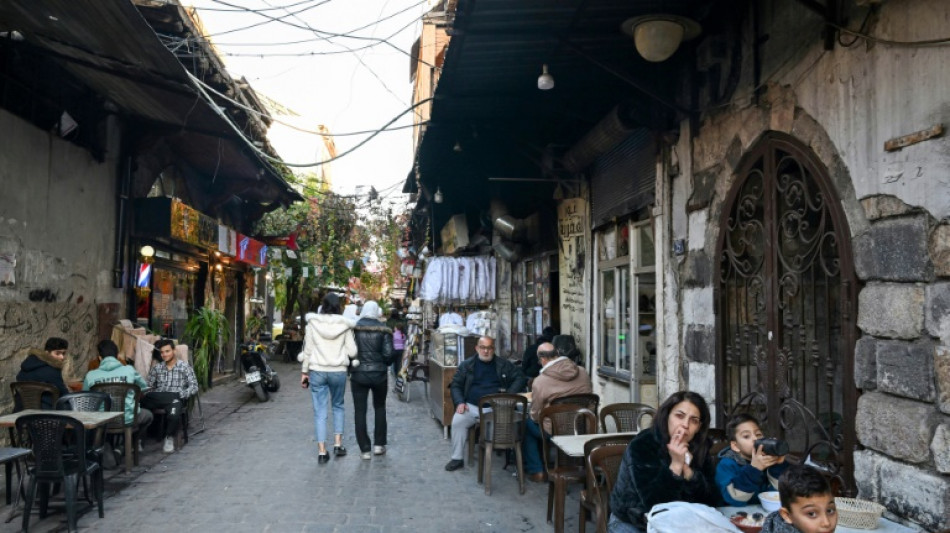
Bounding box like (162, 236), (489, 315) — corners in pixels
(350, 301), (395, 460)
(608, 390), (720, 532)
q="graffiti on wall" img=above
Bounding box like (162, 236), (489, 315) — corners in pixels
(0, 302), (98, 382)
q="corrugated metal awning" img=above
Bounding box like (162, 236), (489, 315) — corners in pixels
(0, 0), (302, 206)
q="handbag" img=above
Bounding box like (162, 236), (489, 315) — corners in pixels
(645, 501), (741, 533)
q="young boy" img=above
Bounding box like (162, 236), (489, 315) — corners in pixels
(762, 464), (838, 533)
(716, 413), (790, 505)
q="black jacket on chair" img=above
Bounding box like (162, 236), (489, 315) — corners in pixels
(351, 318), (394, 386)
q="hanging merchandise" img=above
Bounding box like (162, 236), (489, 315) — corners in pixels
(418, 255), (496, 305)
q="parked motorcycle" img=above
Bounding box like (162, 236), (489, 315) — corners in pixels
(240, 341), (280, 402)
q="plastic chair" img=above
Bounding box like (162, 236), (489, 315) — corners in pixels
(540, 404), (597, 533)
(599, 403), (655, 433)
(475, 393), (528, 495)
(578, 435), (633, 533)
(16, 413), (104, 532)
(55, 392), (111, 413)
(580, 442), (628, 533)
(90, 383), (143, 473)
(55, 392), (112, 501)
(550, 393), (600, 419)
(10, 382), (61, 411)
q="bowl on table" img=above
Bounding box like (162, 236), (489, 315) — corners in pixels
(759, 491), (781, 513)
(730, 515), (764, 533)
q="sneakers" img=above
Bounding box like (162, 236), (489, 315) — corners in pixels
(162, 437), (174, 454)
(360, 451), (372, 460)
(445, 459), (464, 471)
(333, 445), (347, 457)
(373, 445), (386, 456)
(318, 453), (330, 464)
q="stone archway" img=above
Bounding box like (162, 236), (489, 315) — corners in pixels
(715, 131), (859, 493)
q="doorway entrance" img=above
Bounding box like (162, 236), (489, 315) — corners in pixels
(715, 132), (859, 492)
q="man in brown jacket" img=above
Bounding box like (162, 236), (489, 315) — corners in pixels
(523, 342), (592, 481)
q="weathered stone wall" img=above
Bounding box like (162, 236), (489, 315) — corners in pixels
(0, 301), (99, 410)
(0, 109), (125, 408)
(663, 1), (950, 528)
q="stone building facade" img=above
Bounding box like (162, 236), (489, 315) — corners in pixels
(655, 1), (950, 530)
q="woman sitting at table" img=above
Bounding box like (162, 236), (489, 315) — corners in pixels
(608, 391), (720, 532)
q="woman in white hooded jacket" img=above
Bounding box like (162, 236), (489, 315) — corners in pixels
(299, 292), (357, 464)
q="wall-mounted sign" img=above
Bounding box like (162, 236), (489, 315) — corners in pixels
(236, 234), (267, 267)
(171, 198), (217, 249)
(218, 225), (237, 256)
(133, 197), (218, 251)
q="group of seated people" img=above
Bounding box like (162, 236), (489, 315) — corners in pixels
(15, 336), (199, 455)
(443, 334), (839, 533)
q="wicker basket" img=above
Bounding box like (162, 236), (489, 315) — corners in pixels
(835, 497), (885, 529)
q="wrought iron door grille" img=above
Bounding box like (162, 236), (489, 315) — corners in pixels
(716, 132), (858, 494)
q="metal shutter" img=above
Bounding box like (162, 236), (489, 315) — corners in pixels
(590, 128), (656, 229)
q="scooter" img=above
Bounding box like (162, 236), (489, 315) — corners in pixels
(240, 341), (280, 402)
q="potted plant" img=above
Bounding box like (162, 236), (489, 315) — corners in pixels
(184, 307), (229, 390)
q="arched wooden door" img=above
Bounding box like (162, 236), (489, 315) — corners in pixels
(715, 132), (858, 493)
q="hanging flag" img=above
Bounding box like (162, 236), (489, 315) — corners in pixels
(285, 267), (292, 277)
(345, 260), (354, 270)
(260, 231), (298, 251)
(301, 267), (309, 278)
(286, 250), (297, 259)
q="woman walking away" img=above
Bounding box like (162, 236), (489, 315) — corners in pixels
(351, 301), (395, 460)
(391, 323), (406, 378)
(299, 293), (357, 464)
(608, 390), (720, 532)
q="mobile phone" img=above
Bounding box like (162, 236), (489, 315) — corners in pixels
(302, 377), (309, 388)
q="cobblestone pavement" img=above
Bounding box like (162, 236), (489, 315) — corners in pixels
(1, 360), (583, 532)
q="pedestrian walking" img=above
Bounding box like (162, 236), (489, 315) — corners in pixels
(300, 292), (357, 464)
(391, 322), (406, 377)
(350, 301), (395, 459)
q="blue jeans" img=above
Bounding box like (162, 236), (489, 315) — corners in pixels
(522, 417), (546, 474)
(309, 370), (346, 445)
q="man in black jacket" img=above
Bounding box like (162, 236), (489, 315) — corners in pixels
(15, 337), (70, 409)
(444, 336), (526, 471)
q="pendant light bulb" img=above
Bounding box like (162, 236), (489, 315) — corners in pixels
(537, 64), (555, 90)
(434, 187), (444, 204)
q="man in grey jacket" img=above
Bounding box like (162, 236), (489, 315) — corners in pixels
(444, 336), (526, 471)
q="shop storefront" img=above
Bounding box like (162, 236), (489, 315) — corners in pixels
(587, 128), (659, 407)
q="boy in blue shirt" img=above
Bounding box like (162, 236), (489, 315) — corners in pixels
(716, 413), (790, 506)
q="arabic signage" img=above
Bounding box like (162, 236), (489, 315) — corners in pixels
(557, 198), (589, 351)
(170, 198), (217, 249)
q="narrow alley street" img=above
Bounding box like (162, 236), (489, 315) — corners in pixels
(3, 359), (569, 533)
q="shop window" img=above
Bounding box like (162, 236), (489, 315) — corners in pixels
(597, 220), (655, 380)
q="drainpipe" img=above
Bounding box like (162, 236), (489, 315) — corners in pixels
(113, 121), (132, 290)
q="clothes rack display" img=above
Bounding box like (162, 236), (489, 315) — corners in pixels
(418, 256), (496, 304)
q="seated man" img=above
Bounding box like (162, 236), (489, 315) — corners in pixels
(522, 342), (592, 481)
(83, 340), (154, 430)
(16, 336), (70, 409)
(444, 336), (526, 471)
(141, 339), (198, 454)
